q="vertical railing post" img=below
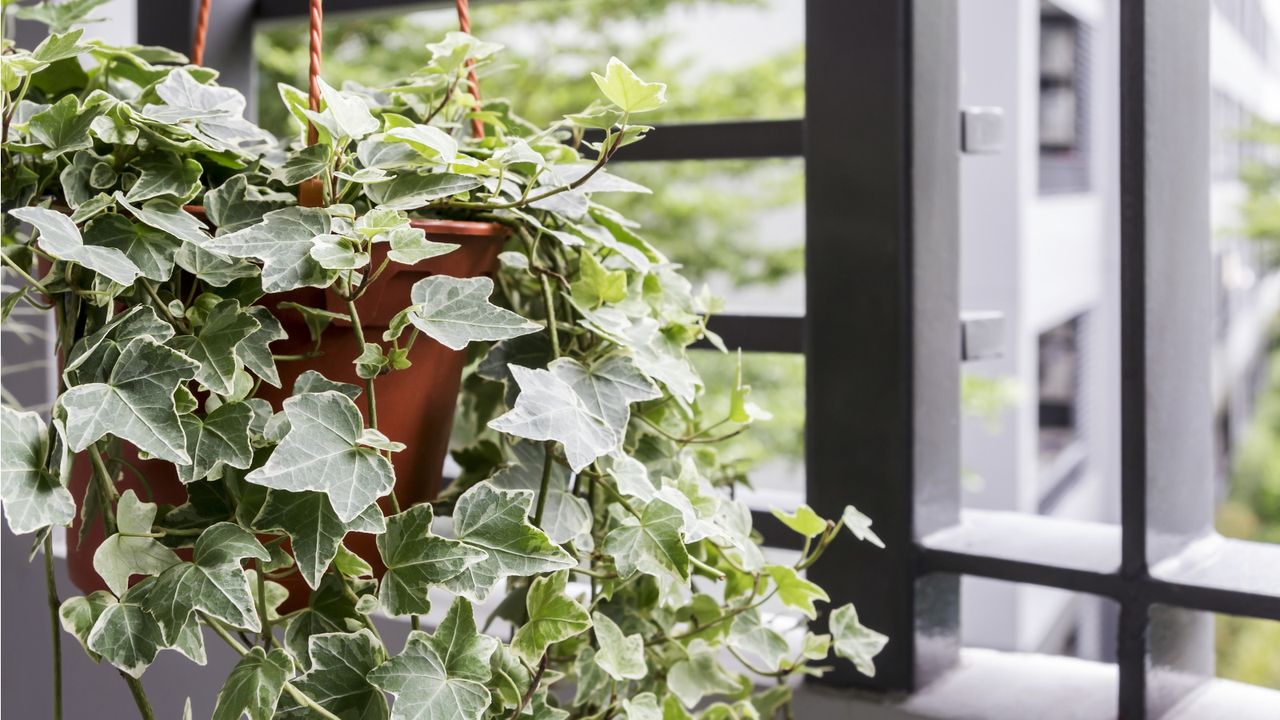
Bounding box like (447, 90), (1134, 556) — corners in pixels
(805, 0), (960, 690)
(1119, 0), (1213, 716)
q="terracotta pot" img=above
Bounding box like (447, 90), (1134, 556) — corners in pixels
(66, 218), (507, 606)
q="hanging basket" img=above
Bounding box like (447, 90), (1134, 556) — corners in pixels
(65, 0), (505, 609)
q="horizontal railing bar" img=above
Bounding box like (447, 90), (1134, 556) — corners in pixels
(917, 545), (1124, 599)
(695, 314), (804, 354)
(919, 546), (1280, 622)
(257, 0), (443, 18)
(591, 120), (805, 162)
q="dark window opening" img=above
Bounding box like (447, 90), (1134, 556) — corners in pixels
(1039, 2), (1092, 193)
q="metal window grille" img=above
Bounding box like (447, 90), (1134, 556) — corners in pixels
(142, 1), (1280, 717)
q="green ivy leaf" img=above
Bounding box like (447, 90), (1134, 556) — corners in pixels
(368, 598), (498, 720)
(727, 608), (788, 672)
(283, 574), (372, 668)
(13, 0), (110, 32)
(1, 407), (73, 534)
(404, 276), (540, 351)
(376, 503), (486, 616)
(176, 401), (254, 484)
(86, 591), (165, 678)
(364, 173), (483, 211)
(591, 57), (667, 114)
(770, 505), (826, 540)
(487, 364), (615, 473)
(175, 244), (259, 287)
(145, 523), (270, 638)
(354, 342), (389, 380)
(64, 306), (175, 383)
(59, 590), (116, 662)
(764, 565), (828, 620)
(206, 207), (334, 293)
(246, 391), (395, 522)
(385, 124), (457, 163)
(169, 299), (260, 395)
(548, 355), (660, 441)
(293, 370), (361, 400)
(511, 570), (591, 664)
(274, 143), (332, 185)
(572, 251), (627, 307)
(277, 630), (389, 719)
(204, 176), (294, 236)
(620, 693), (661, 720)
(385, 226), (458, 265)
(27, 94), (103, 157)
(592, 611), (646, 681)
(124, 151), (203, 203)
(253, 489), (386, 590)
(489, 442), (590, 544)
(92, 490), (181, 595)
(311, 233), (370, 270)
(602, 498), (688, 585)
(830, 603), (888, 677)
(83, 214), (178, 282)
(841, 505), (885, 548)
(306, 77), (379, 142)
(666, 639), (740, 709)
(115, 194), (213, 249)
(440, 482), (575, 603)
(62, 336), (199, 464)
(238, 306), (288, 388)
(9, 206), (142, 285)
(212, 646), (295, 720)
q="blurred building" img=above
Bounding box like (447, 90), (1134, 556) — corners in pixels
(957, 0), (1280, 659)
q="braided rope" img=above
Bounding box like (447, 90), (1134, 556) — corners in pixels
(191, 0), (212, 66)
(456, 0), (485, 139)
(306, 0), (324, 146)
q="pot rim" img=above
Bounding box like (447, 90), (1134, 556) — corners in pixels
(182, 205), (510, 238)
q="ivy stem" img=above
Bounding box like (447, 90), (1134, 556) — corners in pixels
(345, 298), (400, 515)
(688, 555), (725, 581)
(346, 300), (379, 429)
(120, 673), (155, 720)
(533, 443), (555, 528)
(43, 533), (62, 720)
(200, 613), (342, 720)
(140, 279), (185, 332)
(87, 443), (119, 535)
(510, 653), (548, 720)
(256, 569), (274, 648)
(0, 251), (52, 297)
(539, 273), (561, 359)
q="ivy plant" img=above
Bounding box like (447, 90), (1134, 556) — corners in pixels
(1, 4), (887, 719)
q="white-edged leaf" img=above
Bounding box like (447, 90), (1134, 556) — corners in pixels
(488, 364), (616, 473)
(9, 206), (141, 284)
(246, 391), (394, 523)
(406, 276), (540, 351)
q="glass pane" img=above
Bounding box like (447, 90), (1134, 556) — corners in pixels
(1217, 613), (1280, 690)
(609, 158), (805, 317)
(957, 0), (1118, 525)
(254, 0), (804, 137)
(1209, 3), (1280, 548)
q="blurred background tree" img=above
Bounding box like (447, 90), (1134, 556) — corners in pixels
(1215, 119), (1280, 689)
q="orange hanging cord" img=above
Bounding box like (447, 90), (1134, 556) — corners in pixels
(191, 0), (212, 66)
(455, 0), (485, 139)
(306, 0), (324, 146)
